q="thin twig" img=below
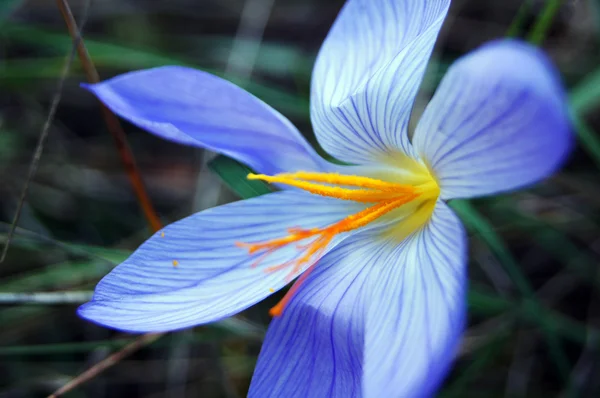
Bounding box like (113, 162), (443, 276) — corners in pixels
(0, 2), (88, 264)
(45, 1), (167, 397)
(47, 333), (164, 398)
(225, 0), (275, 80)
(505, 329), (536, 397)
(55, 0), (163, 232)
(47, 0), (276, 395)
(0, 291), (93, 304)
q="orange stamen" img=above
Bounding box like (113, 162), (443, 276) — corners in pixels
(269, 263), (317, 317)
(236, 171), (438, 317)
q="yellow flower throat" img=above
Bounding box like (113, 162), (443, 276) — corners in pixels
(236, 165), (440, 317)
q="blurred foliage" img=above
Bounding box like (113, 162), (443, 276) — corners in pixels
(1, 0), (600, 397)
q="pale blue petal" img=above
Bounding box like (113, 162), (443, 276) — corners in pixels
(311, 0), (450, 165)
(78, 191), (363, 333)
(363, 202), (467, 397)
(249, 202), (466, 398)
(84, 66), (327, 176)
(413, 40), (573, 199)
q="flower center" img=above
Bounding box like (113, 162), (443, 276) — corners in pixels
(236, 169), (439, 316)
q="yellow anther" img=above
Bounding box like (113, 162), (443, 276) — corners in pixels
(249, 173), (417, 203)
(248, 171), (415, 192)
(160, 231), (165, 238)
(172, 260), (179, 267)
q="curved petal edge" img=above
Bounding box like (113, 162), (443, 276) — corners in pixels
(78, 191), (364, 333)
(84, 66), (327, 176)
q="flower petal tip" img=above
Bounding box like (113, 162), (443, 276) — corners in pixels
(79, 66), (327, 176)
(414, 38), (573, 199)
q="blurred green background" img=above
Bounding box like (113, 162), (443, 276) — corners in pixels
(1, 0), (600, 397)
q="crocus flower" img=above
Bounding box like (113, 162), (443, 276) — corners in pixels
(78, 0), (572, 396)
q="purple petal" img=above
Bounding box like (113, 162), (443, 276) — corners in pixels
(78, 191), (364, 333)
(249, 202), (466, 397)
(413, 40), (573, 199)
(248, 233), (369, 398)
(84, 66), (327, 176)
(311, 0), (450, 165)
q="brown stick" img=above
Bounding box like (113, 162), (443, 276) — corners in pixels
(48, 333), (164, 398)
(55, 0), (163, 232)
(0, 15), (80, 264)
(47, 1), (167, 397)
